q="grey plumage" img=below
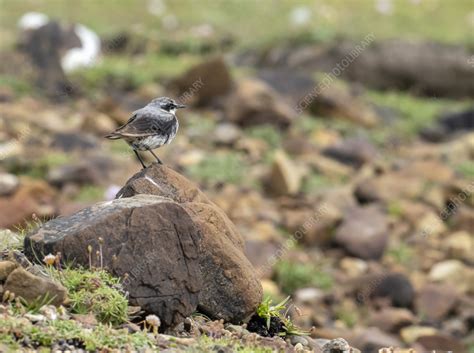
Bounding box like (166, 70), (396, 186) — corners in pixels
(105, 97), (185, 168)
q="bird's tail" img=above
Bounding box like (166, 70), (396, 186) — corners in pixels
(104, 132), (122, 140)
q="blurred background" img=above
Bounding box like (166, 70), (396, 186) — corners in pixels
(0, 0), (473, 351)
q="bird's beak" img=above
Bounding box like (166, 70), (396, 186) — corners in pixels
(176, 103), (186, 109)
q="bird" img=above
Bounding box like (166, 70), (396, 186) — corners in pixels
(105, 97), (185, 168)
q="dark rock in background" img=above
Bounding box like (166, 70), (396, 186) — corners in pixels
(224, 78), (296, 129)
(21, 21), (75, 100)
(169, 56), (233, 106)
(420, 108), (474, 142)
(252, 39), (474, 98)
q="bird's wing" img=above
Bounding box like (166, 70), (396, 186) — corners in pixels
(114, 109), (176, 137)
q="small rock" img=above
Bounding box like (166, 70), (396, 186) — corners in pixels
(429, 259), (473, 293)
(225, 78), (296, 129)
(39, 305), (58, 321)
(0, 261), (18, 281)
(370, 273), (415, 308)
(334, 205), (389, 260)
(170, 56), (232, 106)
(50, 132), (99, 152)
(294, 287), (324, 305)
(339, 257), (368, 278)
(4, 267), (67, 306)
(24, 313), (46, 323)
(213, 123), (241, 146)
(369, 307), (415, 333)
(267, 150), (302, 196)
(444, 231), (474, 261)
(322, 337), (350, 352)
(355, 173), (425, 203)
(0, 230), (22, 251)
(416, 333), (466, 352)
(0, 179), (56, 228)
(352, 327), (402, 352)
(0, 173), (19, 196)
(72, 313), (98, 327)
(415, 284), (458, 321)
(290, 335), (308, 346)
(400, 325), (438, 344)
(322, 137), (378, 168)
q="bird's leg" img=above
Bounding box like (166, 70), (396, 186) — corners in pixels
(148, 149), (163, 165)
(134, 150), (147, 169)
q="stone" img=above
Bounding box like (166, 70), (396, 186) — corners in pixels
(0, 179), (56, 228)
(322, 137), (378, 168)
(50, 132), (98, 152)
(400, 326), (438, 344)
(444, 231), (474, 261)
(428, 259), (473, 293)
(352, 327), (403, 352)
(322, 338), (350, 352)
(25, 194), (202, 328)
(4, 267), (67, 306)
(294, 287), (324, 305)
(355, 173), (425, 204)
(369, 307), (415, 333)
(339, 257), (368, 278)
(415, 284), (458, 321)
(115, 164), (261, 323)
(308, 82), (379, 127)
(0, 173), (19, 196)
(169, 56), (232, 106)
(267, 150), (302, 196)
(72, 313), (98, 327)
(258, 69), (379, 127)
(47, 158), (112, 187)
(225, 79), (296, 129)
(0, 261), (18, 281)
(369, 273), (415, 308)
(213, 123), (241, 146)
(183, 202), (262, 323)
(334, 205), (389, 260)
(415, 333), (466, 352)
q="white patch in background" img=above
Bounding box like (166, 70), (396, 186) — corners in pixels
(467, 11), (474, 27)
(375, 0), (393, 15)
(147, 0), (166, 17)
(162, 14), (178, 31)
(289, 6), (312, 27)
(105, 184), (122, 201)
(409, 0), (422, 4)
(61, 24), (101, 73)
(17, 12), (49, 30)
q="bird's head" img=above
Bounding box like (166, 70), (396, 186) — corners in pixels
(149, 97), (186, 114)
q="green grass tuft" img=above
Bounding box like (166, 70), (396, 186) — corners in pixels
(274, 260), (333, 294)
(48, 267), (128, 326)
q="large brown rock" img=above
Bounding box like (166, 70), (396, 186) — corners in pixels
(116, 164), (262, 323)
(225, 79), (296, 129)
(25, 194), (202, 327)
(4, 267), (67, 306)
(26, 164), (262, 326)
(169, 56), (232, 106)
